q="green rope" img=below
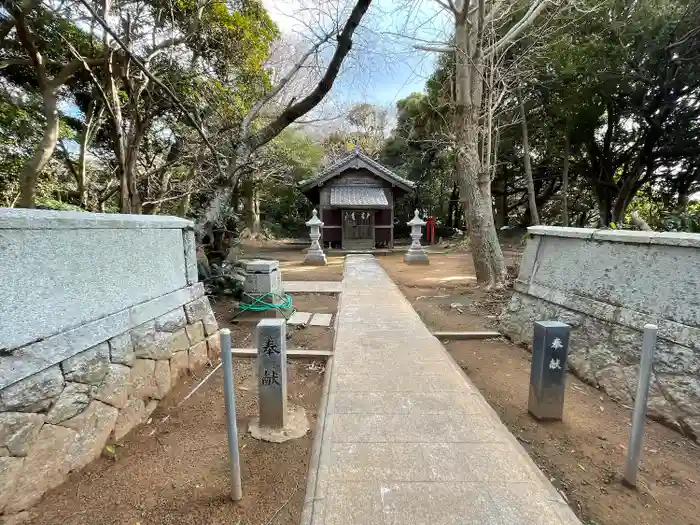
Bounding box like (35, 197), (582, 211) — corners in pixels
(239, 291), (294, 312)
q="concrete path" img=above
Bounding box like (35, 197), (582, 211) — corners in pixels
(284, 281), (343, 293)
(302, 255), (580, 525)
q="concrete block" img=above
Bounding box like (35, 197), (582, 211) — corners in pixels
(188, 341), (209, 371)
(288, 311), (313, 325)
(183, 229), (198, 285)
(527, 225), (595, 239)
(309, 313), (333, 327)
(245, 259), (279, 273)
(0, 366), (64, 413)
(112, 398), (146, 441)
(94, 364), (130, 409)
(0, 283), (204, 392)
(61, 344), (110, 385)
(0, 413), (45, 457)
(0, 227), (186, 352)
(109, 333), (134, 367)
(63, 400), (118, 471)
(186, 322), (205, 345)
(46, 383), (92, 424)
(329, 442), (428, 481)
(3, 424), (77, 514)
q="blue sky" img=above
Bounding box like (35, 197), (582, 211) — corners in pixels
(263, 0), (451, 110)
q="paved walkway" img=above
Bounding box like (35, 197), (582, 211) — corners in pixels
(284, 281), (343, 293)
(303, 255), (580, 525)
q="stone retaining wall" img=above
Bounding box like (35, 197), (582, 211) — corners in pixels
(0, 209), (220, 522)
(500, 226), (700, 438)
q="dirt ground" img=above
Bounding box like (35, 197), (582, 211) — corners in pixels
(380, 250), (700, 525)
(212, 293), (338, 351)
(28, 358), (325, 525)
(238, 243), (344, 282)
(448, 339), (700, 525)
(378, 249), (522, 331)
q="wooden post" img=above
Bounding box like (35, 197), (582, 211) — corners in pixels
(390, 197), (394, 248)
(319, 206), (324, 247)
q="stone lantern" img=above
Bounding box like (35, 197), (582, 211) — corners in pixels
(404, 209), (429, 264)
(304, 209), (327, 265)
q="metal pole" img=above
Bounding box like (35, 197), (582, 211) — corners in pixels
(623, 323), (657, 488)
(220, 328), (243, 500)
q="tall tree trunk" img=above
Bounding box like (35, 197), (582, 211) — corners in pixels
(595, 186), (613, 226)
(518, 89), (539, 225)
(675, 169), (697, 210)
(493, 178), (507, 229)
(178, 192), (191, 217)
(105, 59), (129, 212)
(143, 171), (171, 215)
(19, 90), (59, 207)
(577, 210), (588, 227)
(447, 182), (459, 228)
(242, 177), (261, 234)
(454, 17), (505, 287)
(76, 98), (104, 208)
(561, 134), (570, 227)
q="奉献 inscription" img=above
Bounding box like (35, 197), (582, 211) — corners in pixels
(256, 319), (287, 428)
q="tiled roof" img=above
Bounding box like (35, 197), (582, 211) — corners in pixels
(298, 151), (415, 191)
(330, 186), (389, 207)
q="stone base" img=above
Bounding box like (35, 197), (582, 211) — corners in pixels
(404, 250), (429, 264)
(304, 252), (327, 266)
(528, 383), (564, 421)
(248, 404), (310, 443)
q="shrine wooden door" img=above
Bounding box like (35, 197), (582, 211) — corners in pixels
(342, 210), (373, 249)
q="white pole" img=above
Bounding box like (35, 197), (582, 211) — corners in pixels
(220, 328), (243, 500)
(623, 324), (657, 487)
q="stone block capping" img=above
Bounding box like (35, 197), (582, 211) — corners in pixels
(500, 226), (700, 439)
(0, 209), (219, 522)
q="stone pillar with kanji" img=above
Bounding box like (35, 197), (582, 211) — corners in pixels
(304, 209), (327, 265)
(528, 321), (571, 420)
(404, 210), (429, 264)
(256, 319), (287, 428)
(249, 319), (310, 442)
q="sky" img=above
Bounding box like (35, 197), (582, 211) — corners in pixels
(262, 0), (452, 111)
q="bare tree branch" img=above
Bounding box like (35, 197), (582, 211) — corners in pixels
(413, 43), (455, 53)
(489, 0), (550, 56)
(76, 0), (225, 179)
(244, 0), (373, 154)
(240, 33), (333, 139)
(434, 0), (459, 15)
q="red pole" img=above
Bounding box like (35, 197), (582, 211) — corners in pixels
(427, 217), (435, 244)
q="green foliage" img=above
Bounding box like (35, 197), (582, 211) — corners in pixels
(257, 129), (325, 236)
(381, 90), (454, 224)
(151, 0), (277, 86)
(629, 196), (700, 232)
